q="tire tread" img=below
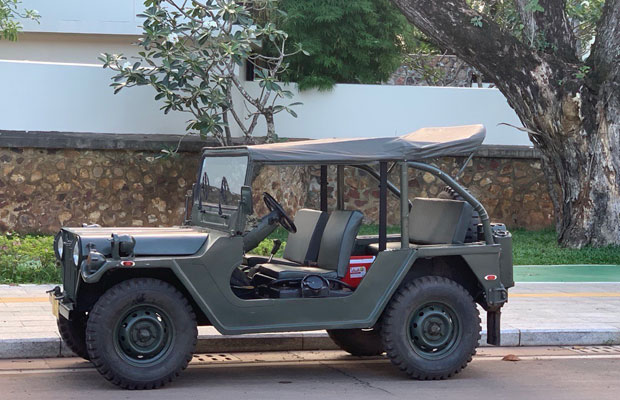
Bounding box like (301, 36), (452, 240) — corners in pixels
(86, 278), (197, 390)
(381, 276), (481, 380)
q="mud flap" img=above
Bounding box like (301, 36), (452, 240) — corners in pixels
(486, 309), (501, 346)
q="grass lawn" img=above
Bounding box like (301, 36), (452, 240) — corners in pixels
(1, 227), (619, 284)
(511, 228), (620, 265)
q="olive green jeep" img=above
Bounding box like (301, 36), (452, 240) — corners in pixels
(49, 124), (513, 389)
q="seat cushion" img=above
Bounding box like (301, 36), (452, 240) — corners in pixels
(409, 198), (473, 245)
(367, 242), (401, 255)
(316, 210), (364, 277)
(257, 263), (337, 280)
(282, 209), (329, 264)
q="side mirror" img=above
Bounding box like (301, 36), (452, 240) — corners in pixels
(240, 186), (253, 215)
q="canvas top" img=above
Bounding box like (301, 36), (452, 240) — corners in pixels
(202, 124), (485, 164)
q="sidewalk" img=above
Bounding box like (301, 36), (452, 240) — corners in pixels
(1, 282), (620, 359)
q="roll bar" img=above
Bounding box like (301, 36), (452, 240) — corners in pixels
(407, 161), (494, 245)
(352, 165), (413, 211)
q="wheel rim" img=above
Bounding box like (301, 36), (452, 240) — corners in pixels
(114, 305), (173, 366)
(408, 302), (460, 359)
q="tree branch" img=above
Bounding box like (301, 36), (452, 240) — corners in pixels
(513, 0), (578, 62)
(390, 0), (542, 95)
(587, 0), (620, 84)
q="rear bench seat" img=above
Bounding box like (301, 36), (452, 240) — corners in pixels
(367, 198), (473, 254)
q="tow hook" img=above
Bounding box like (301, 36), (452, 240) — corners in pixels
(46, 286), (64, 300)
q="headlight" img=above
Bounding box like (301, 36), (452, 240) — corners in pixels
(54, 233), (64, 259)
(73, 240), (81, 266)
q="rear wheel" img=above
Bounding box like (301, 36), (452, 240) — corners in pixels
(327, 328), (384, 356)
(57, 314), (89, 360)
(381, 276), (480, 380)
(86, 278), (197, 389)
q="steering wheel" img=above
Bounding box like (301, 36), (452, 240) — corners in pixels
(263, 192), (297, 233)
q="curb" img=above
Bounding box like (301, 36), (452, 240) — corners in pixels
(2, 329), (619, 359)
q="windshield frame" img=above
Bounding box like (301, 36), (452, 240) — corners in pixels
(195, 152), (251, 214)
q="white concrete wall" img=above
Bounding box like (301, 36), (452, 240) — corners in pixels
(234, 82), (529, 145)
(0, 60), (530, 145)
(0, 60), (189, 135)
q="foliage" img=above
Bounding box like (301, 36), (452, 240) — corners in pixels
(566, 0), (604, 57)
(277, 0), (417, 91)
(101, 0), (304, 146)
(252, 238), (286, 257)
(0, 233), (59, 284)
(0, 0), (39, 41)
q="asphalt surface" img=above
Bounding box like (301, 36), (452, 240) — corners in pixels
(1, 347), (619, 399)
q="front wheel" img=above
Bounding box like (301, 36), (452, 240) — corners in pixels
(86, 278), (197, 389)
(57, 313), (89, 360)
(381, 276), (480, 380)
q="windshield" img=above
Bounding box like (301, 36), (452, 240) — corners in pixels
(198, 156), (248, 209)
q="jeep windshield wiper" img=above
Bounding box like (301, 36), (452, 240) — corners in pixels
(218, 176), (229, 216)
(199, 172), (209, 211)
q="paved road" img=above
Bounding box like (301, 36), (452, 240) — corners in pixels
(1, 347), (619, 399)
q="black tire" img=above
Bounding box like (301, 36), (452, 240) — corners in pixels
(327, 328), (384, 356)
(86, 278), (197, 389)
(57, 314), (89, 360)
(381, 276), (480, 380)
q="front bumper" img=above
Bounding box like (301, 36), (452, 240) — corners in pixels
(47, 287), (73, 320)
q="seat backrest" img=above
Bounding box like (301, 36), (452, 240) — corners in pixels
(317, 210), (364, 277)
(409, 198), (473, 245)
(283, 209), (329, 264)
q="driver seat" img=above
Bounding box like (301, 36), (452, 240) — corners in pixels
(245, 208), (329, 269)
(255, 210), (364, 280)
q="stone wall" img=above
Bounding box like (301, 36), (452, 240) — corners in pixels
(0, 147), (200, 233)
(252, 152), (553, 229)
(0, 132), (553, 234)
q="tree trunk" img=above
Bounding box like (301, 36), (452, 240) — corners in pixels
(391, 0), (620, 247)
(265, 110), (276, 143)
(537, 93), (620, 247)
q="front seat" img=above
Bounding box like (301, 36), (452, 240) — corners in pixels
(245, 208), (329, 268)
(256, 210), (364, 280)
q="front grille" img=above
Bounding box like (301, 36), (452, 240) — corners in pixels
(62, 234), (78, 301)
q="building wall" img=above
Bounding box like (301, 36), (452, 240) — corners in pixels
(2, 1), (531, 145)
(17, 0), (146, 35)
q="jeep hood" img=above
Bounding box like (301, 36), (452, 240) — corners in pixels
(62, 227), (209, 257)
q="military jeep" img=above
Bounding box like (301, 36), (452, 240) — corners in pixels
(49, 124), (513, 389)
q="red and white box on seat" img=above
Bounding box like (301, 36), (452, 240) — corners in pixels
(343, 256), (376, 288)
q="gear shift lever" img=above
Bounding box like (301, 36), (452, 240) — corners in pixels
(268, 239), (282, 263)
